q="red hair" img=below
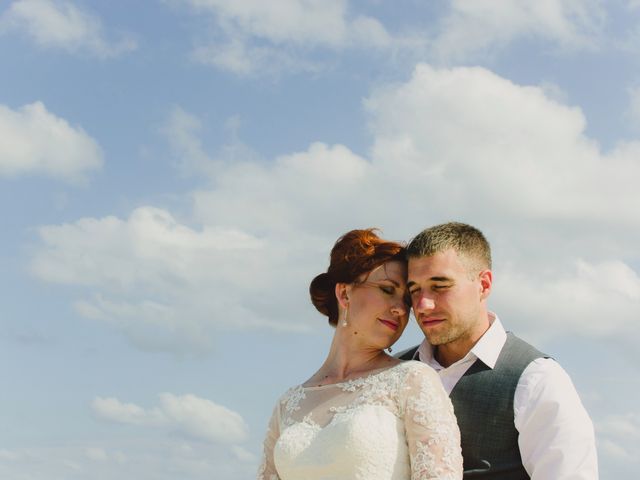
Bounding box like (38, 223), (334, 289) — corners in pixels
(309, 229), (406, 326)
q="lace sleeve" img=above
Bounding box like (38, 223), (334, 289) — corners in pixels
(402, 362), (463, 480)
(257, 402), (282, 480)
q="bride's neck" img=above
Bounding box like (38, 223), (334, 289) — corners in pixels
(318, 330), (392, 381)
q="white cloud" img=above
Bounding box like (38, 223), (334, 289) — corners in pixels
(85, 447), (109, 462)
(191, 38), (323, 76)
(364, 64), (640, 338)
(163, 107), (263, 179)
(171, 0), (413, 75)
(31, 205), (308, 351)
(0, 101), (102, 184)
(595, 412), (640, 476)
(91, 396), (165, 427)
(537, 80), (569, 104)
(365, 64), (639, 230)
(0, 449), (20, 461)
(231, 445), (257, 463)
(190, 141), (373, 233)
(162, 106), (219, 176)
(495, 259), (640, 338)
(627, 84), (640, 128)
(31, 65), (640, 352)
(598, 412), (640, 441)
(92, 393), (249, 444)
(0, 0), (136, 57)
(180, 0), (359, 47)
(31, 207), (265, 290)
(0, 440), (254, 480)
(160, 394), (248, 444)
(432, 0), (605, 61)
(172, 0), (611, 74)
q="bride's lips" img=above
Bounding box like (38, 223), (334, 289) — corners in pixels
(379, 318), (399, 331)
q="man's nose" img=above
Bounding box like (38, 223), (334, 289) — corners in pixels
(414, 295), (435, 312)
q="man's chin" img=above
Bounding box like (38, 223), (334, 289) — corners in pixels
(423, 330), (451, 346)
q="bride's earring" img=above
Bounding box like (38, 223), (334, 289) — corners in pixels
(341, 305), (349, 327)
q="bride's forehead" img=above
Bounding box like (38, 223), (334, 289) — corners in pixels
(368, 262), (406, 281)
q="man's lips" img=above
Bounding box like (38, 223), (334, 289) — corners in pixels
(421, 317), (445, 328)
(379, 318), (399, 331)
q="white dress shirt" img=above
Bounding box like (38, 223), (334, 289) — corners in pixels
(414, 314), (598, 480)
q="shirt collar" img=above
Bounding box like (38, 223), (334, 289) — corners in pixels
(414, 312), (507, 369)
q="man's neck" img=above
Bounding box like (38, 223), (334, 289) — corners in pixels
(434, 343), (469, 368)
(433, 314), (493, 368)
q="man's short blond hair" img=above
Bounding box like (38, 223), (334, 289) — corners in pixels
(406, 222), (492, 273)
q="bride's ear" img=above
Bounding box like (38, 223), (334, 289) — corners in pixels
(335, 283), (350, 309)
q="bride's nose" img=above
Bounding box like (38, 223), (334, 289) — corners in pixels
(390, 300), (407, 316)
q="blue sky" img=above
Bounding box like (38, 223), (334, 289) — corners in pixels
(1, 1), (639, 478)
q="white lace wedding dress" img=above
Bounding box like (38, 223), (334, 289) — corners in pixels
(258, 361), (462, 480)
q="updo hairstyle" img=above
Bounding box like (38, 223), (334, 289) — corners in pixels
(309, 229), (406, 326)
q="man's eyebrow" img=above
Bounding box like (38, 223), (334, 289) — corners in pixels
(407, 276), (451, 287)
(430, 276), (452, 282)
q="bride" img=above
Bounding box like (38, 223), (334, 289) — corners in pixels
(258, 229), (462, 480)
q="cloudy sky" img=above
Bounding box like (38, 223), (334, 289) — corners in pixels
(1, 0), (639, 478)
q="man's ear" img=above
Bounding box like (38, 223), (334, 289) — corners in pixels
(335, 282), (350, 309)
(479, 269), (493, 301)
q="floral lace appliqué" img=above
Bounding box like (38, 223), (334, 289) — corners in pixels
(280, 385), (306, 426)
(258, 361), (463, 480)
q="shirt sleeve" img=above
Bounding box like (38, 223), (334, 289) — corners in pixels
(514, 358), (598, 479)
(257, 403), (282, 480)
(401, 362), (463, 480)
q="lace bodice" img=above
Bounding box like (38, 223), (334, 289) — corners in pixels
(258, 361), (462, 480)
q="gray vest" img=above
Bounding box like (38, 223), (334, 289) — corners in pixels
(398, 333), (547, 480)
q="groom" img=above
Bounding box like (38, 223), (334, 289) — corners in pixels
(399, 222), (598, 479)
